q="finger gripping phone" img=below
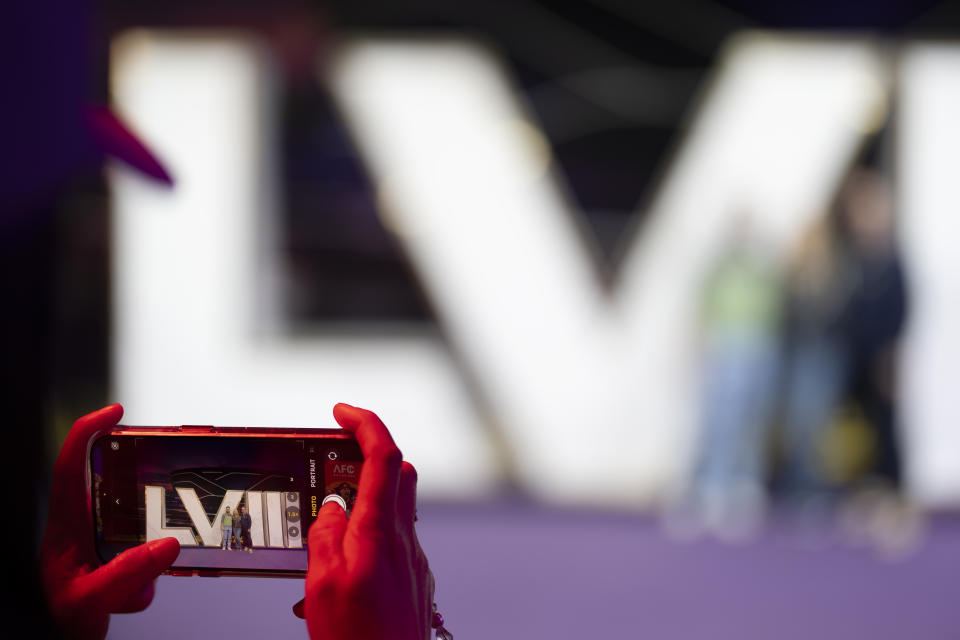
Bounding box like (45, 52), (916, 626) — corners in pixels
(90, 425), (362, 577)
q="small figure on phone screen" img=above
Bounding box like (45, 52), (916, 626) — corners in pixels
(239, 505), (253, 553)
(221, 506), (234, 550)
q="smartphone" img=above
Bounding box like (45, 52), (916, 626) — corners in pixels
(90, 425), (363, 577)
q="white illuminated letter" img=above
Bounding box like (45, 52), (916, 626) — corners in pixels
(245, 490), (265, 547)
(109, 32), (496, 501)
(898, 45), (960, 506)
(175, 487), (243, 547)
(145, 485), (197, 546)
(263, 491), (285, 548)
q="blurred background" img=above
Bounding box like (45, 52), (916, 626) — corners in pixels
(6, 0), (960, 637)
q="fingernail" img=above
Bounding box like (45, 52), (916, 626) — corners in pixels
(321, 496), (347, 512)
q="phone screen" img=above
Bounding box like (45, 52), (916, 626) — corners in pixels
(90, 430), (362, 575)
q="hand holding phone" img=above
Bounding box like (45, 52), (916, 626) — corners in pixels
(41, 404), (180, 640)
(301, 404), (434, 640)
(91, 416), (363, 575)
(43, 402), (433, 640)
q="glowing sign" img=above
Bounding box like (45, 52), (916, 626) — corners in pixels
(145, 486), (302, 548)
(113, 32), (960, 505)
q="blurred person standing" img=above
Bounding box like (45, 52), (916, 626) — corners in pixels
(837, 169), (907, 491)
(686, 217), (782, 539)
(779, 216), (851, 508)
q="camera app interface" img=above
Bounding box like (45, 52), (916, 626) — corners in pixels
(91, 434), (361, 573)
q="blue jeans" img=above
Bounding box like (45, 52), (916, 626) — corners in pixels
(222, 526), (233, 549)
(695, 336), (779, 503)
(782, 339), (847, 498)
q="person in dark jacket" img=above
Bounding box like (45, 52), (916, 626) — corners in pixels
(837, 169), (907, 488)
(239, 505), (253, 553)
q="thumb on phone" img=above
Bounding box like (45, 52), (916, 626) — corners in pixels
(308, 499), (348, 565)
(71, 537), (180, 614)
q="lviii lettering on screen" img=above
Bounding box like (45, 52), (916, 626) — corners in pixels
(144, 486), (303, 548)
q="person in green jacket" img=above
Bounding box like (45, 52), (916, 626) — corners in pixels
(221, 506), (234, 550)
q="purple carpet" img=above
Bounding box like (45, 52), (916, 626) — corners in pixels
(173, 547), (307, 571)
(107, 502), (960, 639)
